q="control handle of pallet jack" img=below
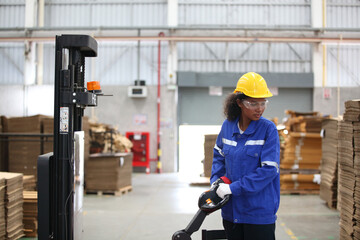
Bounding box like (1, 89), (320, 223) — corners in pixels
(184, 209), (207, 234)
(171, 209), (207, 240)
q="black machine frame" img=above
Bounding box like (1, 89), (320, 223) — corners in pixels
(38, 35), (100, 240)
(37, 34), (227, 240)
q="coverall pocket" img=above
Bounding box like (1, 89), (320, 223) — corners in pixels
(245, 147), (261, 170)
(246, 147), (261, 159)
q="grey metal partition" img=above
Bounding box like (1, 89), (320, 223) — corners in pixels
(178, 72), (314, 125)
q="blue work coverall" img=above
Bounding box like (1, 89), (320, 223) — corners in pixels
(210, 116), (280, 225)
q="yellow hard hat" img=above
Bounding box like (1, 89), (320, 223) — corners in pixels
(233, 72), (273, 98)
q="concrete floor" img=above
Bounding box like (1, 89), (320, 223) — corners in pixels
(82, 173), (340, 240)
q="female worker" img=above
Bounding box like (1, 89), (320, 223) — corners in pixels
(210, 72), (280, 240)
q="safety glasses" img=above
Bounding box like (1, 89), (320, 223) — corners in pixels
(242, 99), (269, 110)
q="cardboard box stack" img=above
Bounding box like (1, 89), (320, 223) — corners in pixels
(0, 178), (5, 240)
(203, 134), (217, 178)
(320, 118), (339, 209)
(280, 111), (325, 193)
(85, 153), (133, 193)
(338, 99), (360, 240)
(280, 173), (320, 190)
(0, 172), (24, 240)
(23, 175), (36, 191)
(281, 132), (322, 170)
(42, 117), (54, 154)
(354, 121), (360, 240)
(89, 122), (133, 154)
(23, 191), (37, 238)
(4, 115), (50, 179)
(3, 115), (91, 180)
(22, 175), (37, 237)
(0, 117), (5, 172)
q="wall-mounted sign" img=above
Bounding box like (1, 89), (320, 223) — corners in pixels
(209, 86), (223, 96)
(323, 88), (332, 99)
(133, 114), (147, 125)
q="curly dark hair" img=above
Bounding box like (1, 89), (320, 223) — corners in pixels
(224, 93), (248, 121)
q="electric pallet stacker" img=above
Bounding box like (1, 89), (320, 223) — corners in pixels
(36, 34), (229, 240)
(37, 34), (102, 240)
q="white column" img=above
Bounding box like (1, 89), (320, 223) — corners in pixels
(311, 0), (325, 87)
(311, 0), (324, 28)
(168, 0), (178, 27)
(37, 0), (45, 85)
(167, 0), (179, 172)
(24, 0), (38, 86)
(167, 41), (178, 87)
(24, 41), (37, 85)
(167, 0), (178, 87)
(25, 0), (38, 28)
(312, 43), (324, 87)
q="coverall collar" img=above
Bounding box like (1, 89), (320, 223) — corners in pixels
(233, 115), (262, 136)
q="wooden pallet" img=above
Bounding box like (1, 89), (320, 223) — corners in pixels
(190, 177), (210, 186)
(280, 169), (320, 174)
(86, 185), (132, 196)
(281, 189), (319, 195)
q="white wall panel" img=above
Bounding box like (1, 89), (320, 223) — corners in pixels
(327, 0), (360, 28)
(44, 0), (167, 27)
(43, 44), (55, 85)
(0, 0), (25, 28)
(42, 42), (168, 86)
(45, 4), (92, 27)
(0, 43), (24, 84)
(0, 0), (358, 86)
(178, 42), (311, 73)
(327, 45), (360, 87)
(271, 43), (311, 72)
(179, 0), (311, 27)
(1, 0), (359, 29)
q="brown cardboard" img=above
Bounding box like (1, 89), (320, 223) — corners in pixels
(0, 172), (24, 239)
(86, 153), (133, 191)
(203, 134), (217, 177)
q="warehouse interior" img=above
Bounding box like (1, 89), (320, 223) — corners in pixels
(0, 0), (360, 239)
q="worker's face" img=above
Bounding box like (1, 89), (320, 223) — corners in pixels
(236, 97), (268, 121)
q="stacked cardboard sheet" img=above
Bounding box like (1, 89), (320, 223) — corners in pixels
(22, 176), (37, 237)
(42, 117), (54, 154)
(354, 122), (360, 240)
(23, 191), (37, 237)
(281, 132), (322, 170)
(0, 178), (5, 240)
(338, 99), (360, 239)
(89, 122), (133, 154)
(23, 175), (36, 191)
(285, 110), (323, 133)
(343, 99), (360, 122)
(320, 118), (339, 209)
(203, 134), (217, 178)
(5, 115), (49, 179)
(280, 111), (325, 193)
(86, 153), (133, 192)
(0, 172), (24, 240)
(280, 173), (320, 190)
(0, 117), (5, 172)
(338, 120), (355, 240)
